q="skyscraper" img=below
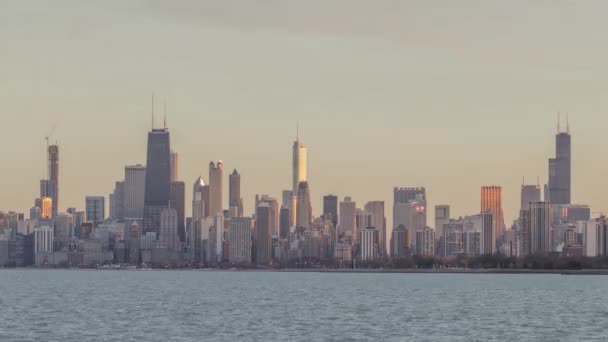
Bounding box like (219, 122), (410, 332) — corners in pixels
(360, 227), (379, 261)
(110, 181), (125, 222)
(85, 196), (105, 225)
(229, 217), (252, 264)
(170, 181), (186, 242)
(159, 207), (180, 251)
(192, 177), (210, 220)
(257, 195), (279, 236)
(364, 201), (386, 256)
(480, 186), (504, 243)
(209, 161), (223, 217)
(415, 227), (435, 256)
(40, 197), (53, 219)
(323, 195), (338, 227)
(530, 201), (552, 254)
(390, 224), (411, 257)
(519, 209), (531, 256)
(482, 210), (494, 255)
(521, 183), (541, 211)
(143, 126), (171, 237)
(48, 144), (59, 217)
(279, 206), (291, 239)
(339, 197), (356, 242)
(393, 188), (427, 239)
(434, 205), (450, 239)
(124, 164), (146, 221)
(548, 116), (571, 205)
(229, 169), (243, 217)
(292, 133), (307, 194)
(256, 204), (274, 265)
(170, 151), (179, 183)
(295, 182), (312, 229)
(39, 179), (52, 199)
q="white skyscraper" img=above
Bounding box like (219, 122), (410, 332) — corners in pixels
(292, 134), (307, 194)
(360, 227), (379, 261)
(34, 226), (54, 254)
(364, 201), (386, 256)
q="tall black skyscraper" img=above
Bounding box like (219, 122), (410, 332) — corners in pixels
(323, 195), (338, 226)
(143, 126), (171, 237)
(548, 116), (571, 205)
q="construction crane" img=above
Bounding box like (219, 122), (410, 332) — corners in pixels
(45, 125), (56, 149)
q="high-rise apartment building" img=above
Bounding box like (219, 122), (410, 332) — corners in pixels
(294, 182), (311, 229)
(323, 195), (338, 227)
(124, 164), (146, 221)
(530, 201), (552, 254)
(209, 161), (223, 217)
(170, 181), (185, 242)
(393, 188), (427, 242)
(159, 207), (180, 251)
(364, 201), (386, 256)
(482, 210), (494, 255)
(85, 196), (105, 225)
(480, 186), (505, 243)
(34, 226), (53, 255)
(257, 195), (279, 236)
(339, 197), (356, 243)
(229, 217), (252, 264)
(279, 206), (291, 239)
(390, 224), (411, 257)
(434, 205), (450, 238)
(192, 177), (210, 220)
(415, 227), (435, 256)
(256, 204), (275, 265)
(110, 181), (125, 222)
(360, 227), (379, 261)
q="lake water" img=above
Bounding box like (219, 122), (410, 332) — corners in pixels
(0, 270), (607, 341)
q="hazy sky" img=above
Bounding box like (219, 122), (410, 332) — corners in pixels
(2, 1), (608, 228)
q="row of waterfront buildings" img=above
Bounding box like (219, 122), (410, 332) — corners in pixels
(1, 115), (604, 268)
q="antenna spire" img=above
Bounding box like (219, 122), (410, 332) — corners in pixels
(163, 98), (167, 130)
(557, 112), (561, 133)
(566, 112), (570, 134)
(296, 121), (299, 142)
(151, 93), (155, 129)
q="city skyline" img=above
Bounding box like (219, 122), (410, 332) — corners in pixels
(0, 114), (598, 231)
(4, 1), (608, 229)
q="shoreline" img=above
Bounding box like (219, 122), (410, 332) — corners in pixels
(3, 268), (608, 275)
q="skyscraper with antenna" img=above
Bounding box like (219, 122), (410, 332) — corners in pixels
(143, 96), (172, 238)
(40, 126), (59, 218)
(292, 123), (307, 194)
(547, 112), (571, 205)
